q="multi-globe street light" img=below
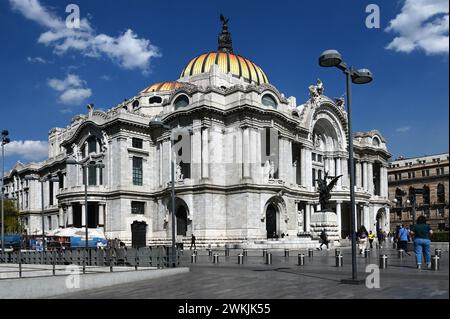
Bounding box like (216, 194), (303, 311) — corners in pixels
(1, 130), (10, 256)
(319, 49), (373, 284)
(149, 119), (177, 267)
(66, 158), (105, 253)
(24, 174), (60, 262)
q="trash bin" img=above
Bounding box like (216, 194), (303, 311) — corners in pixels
(336, 254), (343, 267)
(265, 252), (272, 265)
(298, 253), (305, 266)
(431, 255), (439, 271)
(238, 253), (244, 265)
(379, 254), (388, 269)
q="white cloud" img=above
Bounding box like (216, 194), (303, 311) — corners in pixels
(10, 0), (161, 73)
(385, 0), (449, 55)
(27, 56), (47, 63)
(396, 126), (411, 133)
(48, 74), (92, 105)
(5, 140), (48, 161)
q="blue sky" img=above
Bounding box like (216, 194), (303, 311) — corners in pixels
(0, 0), (448, 171)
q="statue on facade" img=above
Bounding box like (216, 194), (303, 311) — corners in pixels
(101, 131), (109, 152)
(268, 160), (275, 179)
(315, 171), (342, 211)
(335, 96), (345, 109)
(176, 163), (184, 181)
(71, 143), (80, 160)
(308, 79), (324, 105)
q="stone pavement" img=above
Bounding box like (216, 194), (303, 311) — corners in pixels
(57, 246), (448, 299)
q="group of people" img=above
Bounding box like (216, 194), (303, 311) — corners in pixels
(356, 216), (433, 269)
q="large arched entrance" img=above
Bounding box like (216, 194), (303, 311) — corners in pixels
(176, 206), (188, 236)
(266, 204), (278, 238)
(376, 208), (386, 235)
(131, 221), (147, 248)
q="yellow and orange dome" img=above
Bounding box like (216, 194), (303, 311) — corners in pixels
(141, 81), (185, 93)
(180, 51), (269, 85)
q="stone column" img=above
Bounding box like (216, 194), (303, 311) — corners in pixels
(159, 142), (163, 186)
(59, 207), (64, 228)
(362, 162), (368, 191)
(192, 128), (201, 182)
(363, 205), (370, 229)
(330, 157), (335, 176)
(367, 162), (374, 195)
(242, 128), (250, 179)
(381, 166), (388, 198)
(81, 203), (86, 227)
(300, 147), (307, 186)
(305, 204), (311, 232)
(355, 161), (362, 189)
(305, 148), (313, 189)
(202, 127), (210, 180)
(341, 158), (349, 188)
(336, 201), (342, 239)
(98, 204), (104, 227)
(67, 205), (73, 227)
(336, 158), (342, 189)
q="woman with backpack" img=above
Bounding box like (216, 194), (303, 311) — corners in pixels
(357, 226), (369, 254)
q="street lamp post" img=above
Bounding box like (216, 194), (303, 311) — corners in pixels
(24, 175), (59, 262)
(149, 119), (176, 267)
(319, 50), (373, 284)
(66, 159), (105, 254)
(1, 130), (10, 256)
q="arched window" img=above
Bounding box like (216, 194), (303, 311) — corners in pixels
(437, 183), (445, 203)
(149, 96), (162, 104)
(422, 185), (430, 205)
(174, 95), (189, 109)
(132, 100), (140, 109)
(262, 94), (277, 108)
(372, 137), (380, 146)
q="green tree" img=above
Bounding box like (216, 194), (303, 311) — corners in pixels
(2, 199), (21, 234)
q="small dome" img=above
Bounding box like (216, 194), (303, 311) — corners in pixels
(180, 51), (269, 85)
(141, 81), (185, 93)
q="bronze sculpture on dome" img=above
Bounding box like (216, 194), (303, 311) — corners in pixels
(218, 14), (233, 53)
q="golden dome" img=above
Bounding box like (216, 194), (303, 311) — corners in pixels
(180, 51), (269, 85)
(141, 81), (185, 93)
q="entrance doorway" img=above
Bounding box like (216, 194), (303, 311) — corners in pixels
(176, 206), (188, 236)
(131, 221), (147, 248)
(266, 204), (278, 238)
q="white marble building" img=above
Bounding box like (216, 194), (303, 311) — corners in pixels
(3, 21), (391, 247)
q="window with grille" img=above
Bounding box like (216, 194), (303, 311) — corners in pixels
(133, 157), (143, 185)
(131, 201), (145, 214)
(132, 138), (143, 149)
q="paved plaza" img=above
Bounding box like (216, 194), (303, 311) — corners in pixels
(56, 247), (449, 299)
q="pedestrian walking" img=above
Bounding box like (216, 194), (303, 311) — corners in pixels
(318, 229), (329, 250)
(190, 234), (196, 250)
(357, 226), (369, 254)
(410, 216), (433, 269)
(398, 224), (410, 255)
(368, 230), (375, 249)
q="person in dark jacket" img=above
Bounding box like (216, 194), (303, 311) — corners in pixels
(410, 216), (433, 269)
(190, 234), (196, 250)
(319, 229), (329, 250)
